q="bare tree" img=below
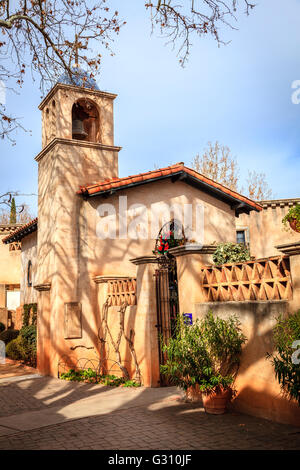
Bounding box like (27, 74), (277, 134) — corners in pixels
(0, 191), (36, 223)
(146, 1), (256, 65)
(191, 141), (273, 201)
(0, 202), (35, 224)
(0, 1), (255, 141)
(191, 141), (239, 191)
(247, 170), (273, 201)
(0, 0), (124, 141)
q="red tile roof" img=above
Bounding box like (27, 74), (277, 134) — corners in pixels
(2, 218), (38, 244)
(78, 163), (262, 212)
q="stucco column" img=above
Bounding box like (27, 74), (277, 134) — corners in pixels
(168, 244), (215, 318)
(0, 284), (6, 308)
(34, 283), (51, 375)
(130, 256), (160, 387)
(276, 241), (300, 312)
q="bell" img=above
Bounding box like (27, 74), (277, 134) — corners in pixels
(72, 118), (88, 140)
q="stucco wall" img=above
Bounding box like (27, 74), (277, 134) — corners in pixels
(0, 227), (21, 285)
(194, 301), (300, 427)
(85, 178), (236, 277)
(36, 162), (237, 378)
(21, 231), (37, 305)
(237, 200), (300, 258)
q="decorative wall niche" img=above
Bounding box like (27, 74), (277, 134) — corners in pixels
(64, 302), (82, 339)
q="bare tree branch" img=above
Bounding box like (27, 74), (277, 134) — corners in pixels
(0, 1), (255, 141)
(0, 0), (125, 141)
(145, 1), (256, 65)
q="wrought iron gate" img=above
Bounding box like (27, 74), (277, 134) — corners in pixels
(155, 256), (179, 385)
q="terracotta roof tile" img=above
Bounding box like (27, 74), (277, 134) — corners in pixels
(78, 163), (262, 212)
(2, 218), (38, 244)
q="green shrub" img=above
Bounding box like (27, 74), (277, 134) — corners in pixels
(213, 242), (250, 265)
(6, 337), (23, 360)
(0, 329), (19, 345)
(20, 325), (36, 347)
(282, 204), (300, 232)
(0, 322), (5, 333)
(5, 326), (37, 366)
(160, 312), (247, 392)
(267, 310), (300, 405)
(19, 325), (37, 366)
(22, 303), (37, 327)
(60, 369), (141, 387)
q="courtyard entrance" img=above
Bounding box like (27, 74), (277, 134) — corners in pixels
(155, 255), (179, 385)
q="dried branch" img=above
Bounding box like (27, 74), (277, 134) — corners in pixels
(0, 0), (125, 140)
(145, 1), (256, 65)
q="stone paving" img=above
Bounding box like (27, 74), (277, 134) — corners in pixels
(0, 358), (37, 380)
(0, 374), (299, 450)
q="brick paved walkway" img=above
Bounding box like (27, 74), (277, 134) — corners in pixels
(0, 375), (299, 450)
(0, 358), (37, 380)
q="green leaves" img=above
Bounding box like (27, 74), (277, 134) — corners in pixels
(60, 369), (141, 387)
(267, 310), (300, 405)
(160, 311), (247, 392)
(282, 203), (300, 232)
(212, 242), (250, 265)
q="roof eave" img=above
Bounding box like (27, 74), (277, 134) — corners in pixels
(3, 222), (38, 244)
(80, 170), (261, 215)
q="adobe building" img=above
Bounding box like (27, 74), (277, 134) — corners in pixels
(0, 224), (22, 329)
(3, 72), (300, 426)
(236, 198), (300, 257)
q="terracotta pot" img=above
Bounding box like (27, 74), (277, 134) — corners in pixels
(202, 388), (232, 415)
(185, 385), (203, 403)
(289, 218), (300, 233)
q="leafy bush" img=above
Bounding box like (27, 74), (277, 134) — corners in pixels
(160, 312), (246, 393)
(0, 329), (19, 345)
(282, 204), (300, 232)
(19, 325), (37, 366)
(267, 310), (300, 405)
(61, 368), (97, 383)
(60, 369), (141, 387)
(5, 326), (37, 366)
(6, 337), (23, 360)
(0, 322), (5, 333)
(213, 242), (250, 265)
(22, 303), (37, 327)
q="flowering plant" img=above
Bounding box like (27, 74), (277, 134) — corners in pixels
(153, 229), (186, 256)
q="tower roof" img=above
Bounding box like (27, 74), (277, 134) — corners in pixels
(56, 66), (99, 90)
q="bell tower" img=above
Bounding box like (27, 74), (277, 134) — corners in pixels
(35, 74), (121, 375)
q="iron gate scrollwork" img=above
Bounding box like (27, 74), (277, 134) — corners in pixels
(155, 255), (179, 385)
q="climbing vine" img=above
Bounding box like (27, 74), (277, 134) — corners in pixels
(22, 303), (37, 327)
(98, 299), (142, 385)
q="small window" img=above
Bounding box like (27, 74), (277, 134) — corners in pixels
(27, 260), (32, 287)
(236, 230), (246, 245)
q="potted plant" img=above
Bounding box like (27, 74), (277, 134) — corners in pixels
(267, 310), (300, 405)
(282, 204), (300, 233)
(160, 312), (247, 414)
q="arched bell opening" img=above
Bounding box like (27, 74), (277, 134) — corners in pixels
(72, 99), (100, 142)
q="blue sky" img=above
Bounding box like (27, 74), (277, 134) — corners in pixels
(1, 0), (300, 215)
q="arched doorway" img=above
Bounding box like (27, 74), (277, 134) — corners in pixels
(154, 219), (185, 385)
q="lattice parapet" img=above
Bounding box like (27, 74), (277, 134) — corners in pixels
(107, 278), (137, 306)
(199, 256), (292, 302)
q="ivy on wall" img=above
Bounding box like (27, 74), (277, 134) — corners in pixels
(22, 303), (37, 327)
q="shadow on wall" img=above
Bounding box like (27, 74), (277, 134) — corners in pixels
(194, 300), (300, 426)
